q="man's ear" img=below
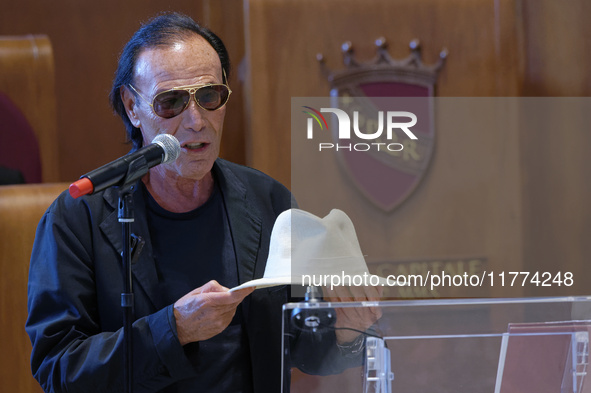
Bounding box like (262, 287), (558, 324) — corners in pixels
(120, 86), (141, 128)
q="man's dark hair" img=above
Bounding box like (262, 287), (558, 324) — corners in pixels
(109, 12), (231, 151)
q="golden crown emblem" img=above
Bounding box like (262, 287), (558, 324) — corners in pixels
(318, 38), (447, 91)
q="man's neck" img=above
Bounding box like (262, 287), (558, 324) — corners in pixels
(141, 170), (214, 213)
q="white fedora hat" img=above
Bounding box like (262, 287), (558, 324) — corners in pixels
(230, 208), (389, 291)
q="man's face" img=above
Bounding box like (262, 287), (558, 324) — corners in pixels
(124, 35), (226, 182)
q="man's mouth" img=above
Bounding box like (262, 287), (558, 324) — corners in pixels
(183, 142), (207, 150)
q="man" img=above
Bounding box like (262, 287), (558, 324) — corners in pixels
(26, 12), (379, 393)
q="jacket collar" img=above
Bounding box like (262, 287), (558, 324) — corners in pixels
(98, 159), (262, 310)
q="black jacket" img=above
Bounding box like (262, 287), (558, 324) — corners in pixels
(26, 159), (298, 392)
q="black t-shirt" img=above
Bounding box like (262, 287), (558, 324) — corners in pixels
(143, 181), (253, 392)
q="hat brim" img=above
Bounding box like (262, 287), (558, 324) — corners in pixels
(229, 274), (395, 292)
(229, 276), (296, 292)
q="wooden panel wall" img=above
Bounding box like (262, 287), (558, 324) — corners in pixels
(244, 0), (591, 297)
(244, 0), (525, 187)
(245, 0), (527, 300)
(518, 0), (591, 296)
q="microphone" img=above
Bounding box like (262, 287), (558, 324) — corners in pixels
(69, 134), (181, 199)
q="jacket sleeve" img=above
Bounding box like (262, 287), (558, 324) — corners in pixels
(25, 197), (198, 393)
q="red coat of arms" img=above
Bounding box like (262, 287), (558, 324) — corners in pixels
(317, 38), (447, 212)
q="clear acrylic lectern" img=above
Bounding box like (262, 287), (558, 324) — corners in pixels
(282, 296), (591, 393)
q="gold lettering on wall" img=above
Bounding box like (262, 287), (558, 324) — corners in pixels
(369, 257), (489, 298)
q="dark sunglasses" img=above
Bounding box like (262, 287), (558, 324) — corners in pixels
(129, 83), (232, 119)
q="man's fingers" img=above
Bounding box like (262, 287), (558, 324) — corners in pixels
(200, 280), (229, 293)
(174, 284), (253, 345)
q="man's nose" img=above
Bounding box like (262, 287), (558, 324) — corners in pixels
(181, 98), (206, 130)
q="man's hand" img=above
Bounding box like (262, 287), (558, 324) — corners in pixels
(322, 284), (383, 344)
(173, 280), (254, 345)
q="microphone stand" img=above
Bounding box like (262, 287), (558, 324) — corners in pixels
(117, 155), (150, 393)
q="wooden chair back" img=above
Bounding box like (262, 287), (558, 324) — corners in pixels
(0, 183), (69, 392)
(0, 35), (59, 182)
